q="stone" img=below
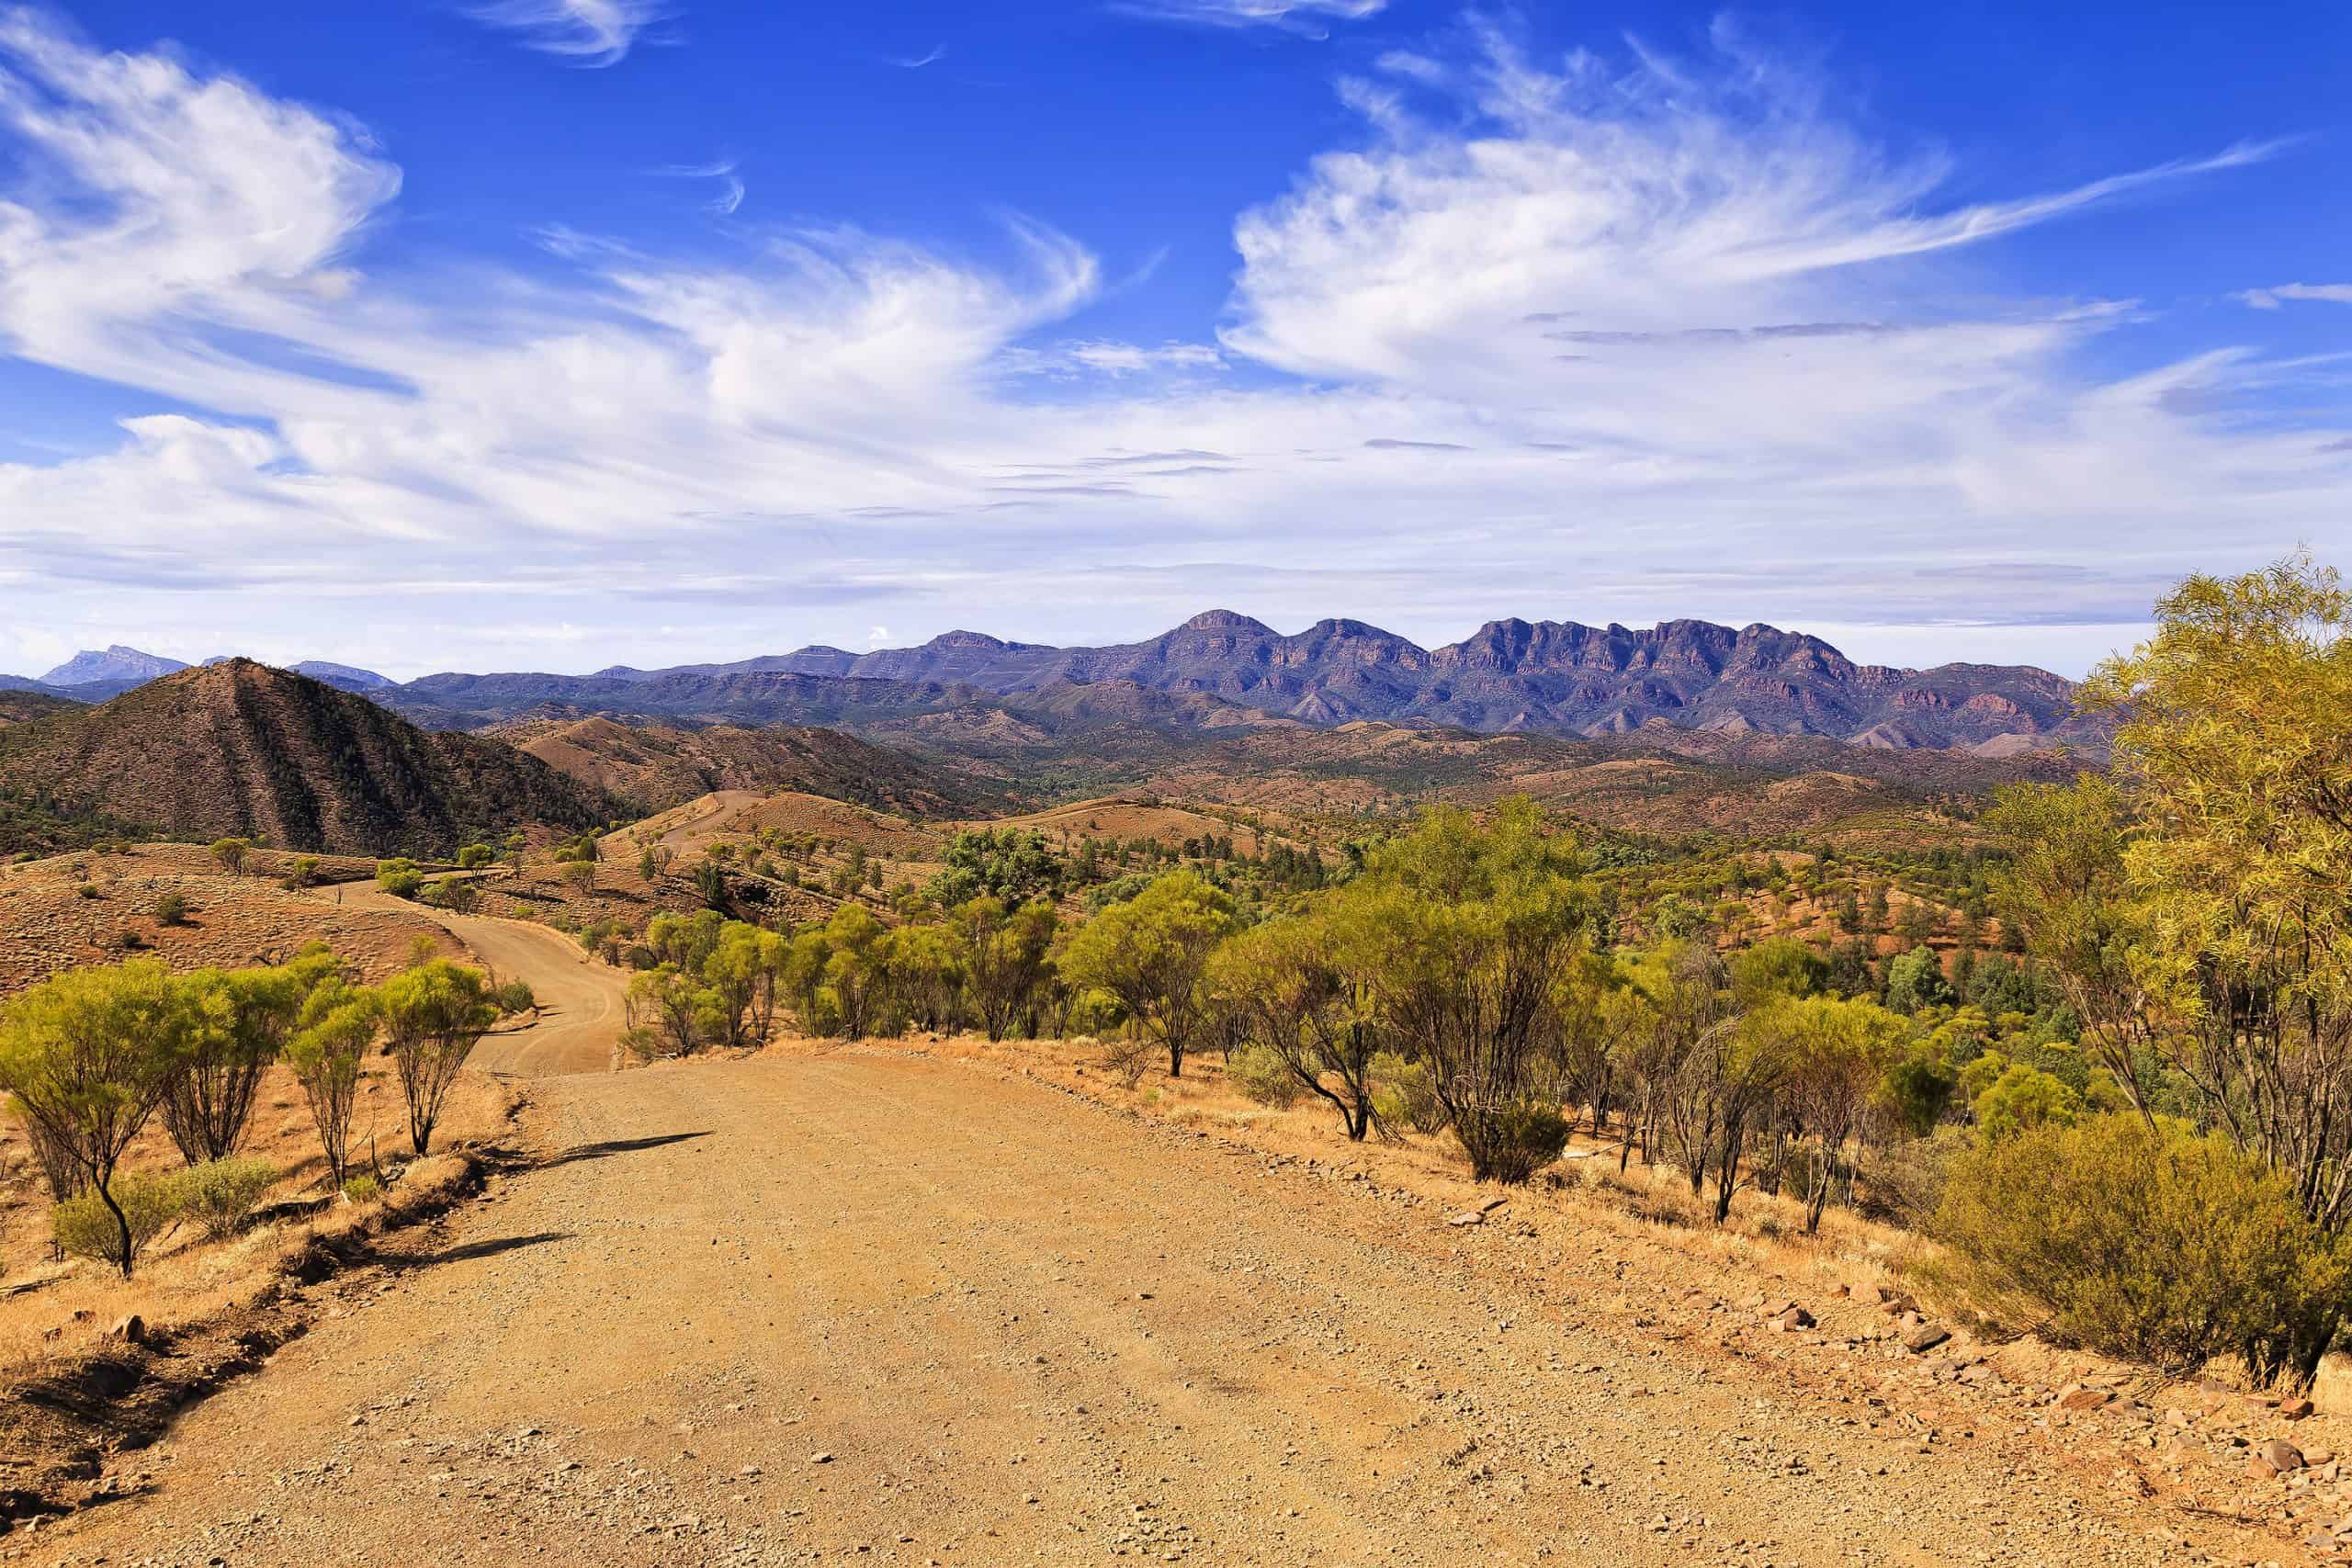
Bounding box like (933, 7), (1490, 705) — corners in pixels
(2058, 1386), (2112, 1412)
(1901, 1322), (1951, 1355)
(2258, 1438), (2304, 1475)
(2280, 1397), (2315, 1421)
(1769, 1306), (1815, 1334)
(1446, 1212), (1484, 1227)
(109, 1314), (145, 1347)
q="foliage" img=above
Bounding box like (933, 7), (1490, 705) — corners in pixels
(1970, 1061), (2082, 1142)
(209, 838), (252, 876)
(178, 1156), (280, 1241)
(1059, 871), (1238, 1078)
(378, 960), (498, 1156)
(951, 896), (1057, 1041)
(1883, 945), (1952, 1015)
(288, 976), (379, 1187)
(0, 959), (201, 1275)
(1224, 1044), (1303, 1108)
(931, 828), (1062, 907)
(152, 890), (188, 925)
(455, 843), (496, 870)
(1450, 1100), (1570, 1185)
(1932, 1114), (2348, 1382)
(342, 1172), (382, 1204)
(164, 947), (340, 1165)
(621, 913), (790, 1057)
(375, 859), (424, 899)
(1340, 800), (1592, 1179)
(52, 1169), (186, 1269)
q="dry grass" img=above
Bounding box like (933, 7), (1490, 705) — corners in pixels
(0, 843), (461, 998)
(0, 1065), (513, 1382)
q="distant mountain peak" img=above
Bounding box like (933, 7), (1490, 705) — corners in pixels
(291, 660), (396, 692)
(1179, 609), (1275, 636)
(39, 645), (190, 689)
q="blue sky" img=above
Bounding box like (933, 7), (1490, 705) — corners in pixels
(0, 0), (2346, 679)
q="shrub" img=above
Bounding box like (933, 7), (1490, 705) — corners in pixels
(52, 1170), (186, 1267)
(376, 860), (424, 899)
(493, 979), (536, 1015)
(1930, 1113), (2347, 1382)
(1225, 1044), (1302, 1108)
(152, 891), (188, 925)
(426, 877), (480, 914)
(1370, 1052), (1449, 1134)
(179, 1157), (279, 1241)
(1970, 1062), (2081, 1141)
(281, 855), (321, 890)
(74, 883), (101, 901)
(1452, 1100), (1570, 1185)
(455, 844), (495, 870)
(342, 1173), (382, 1205)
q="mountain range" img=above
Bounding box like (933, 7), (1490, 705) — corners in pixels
(1, 612), (2106, 755)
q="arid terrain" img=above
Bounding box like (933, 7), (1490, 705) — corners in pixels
(9, 919), (2346, 1567)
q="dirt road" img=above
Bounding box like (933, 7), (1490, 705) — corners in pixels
(324, 880), (628, 1077)
(34, 1053), (2291, 1567)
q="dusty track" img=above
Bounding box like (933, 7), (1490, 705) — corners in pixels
(33, 1053), (2294, 1566)
(322, 880), (627, 1077)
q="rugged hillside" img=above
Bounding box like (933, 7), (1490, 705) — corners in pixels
(0, 661), (619, 855)
(486, 714), (989, 818)
(376, 611), (2102, 752)
(0, 690), (80, 727)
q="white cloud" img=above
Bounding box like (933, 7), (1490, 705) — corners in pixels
(1111, 1), (1385, 37)
(469, 0), (663, 66)
(999, 339), (1227, 378)
(2237, 282), (2352, 310)
(0, 10), (2344, 679)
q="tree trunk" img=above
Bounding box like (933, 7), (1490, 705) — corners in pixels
(96, 1173), (133, 1279)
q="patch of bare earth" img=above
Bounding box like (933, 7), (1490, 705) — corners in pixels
(18, 1043), (2338, 1566)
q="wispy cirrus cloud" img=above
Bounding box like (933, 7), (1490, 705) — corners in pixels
(469, 0), (664, 65)
(2236, 282), (2352, 309)
(0, 8), (2341, 677)
(652, 158), (744, 215)
(1110, 0), (1385, 38)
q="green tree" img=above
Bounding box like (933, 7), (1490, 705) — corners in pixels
(1212, 906), (1385, 1139)
(931, 828), (1063, 907)
(952, 897), (1058, 1042)
(1059, 870), (1238, 1078)
(1764, 995), (1910, 1233)
(1883, 945), (1951, 1014)
(209, 837), (252, 876)
(164, 947), (341, 1165)
(1343, 801), (1592, 1181)
(286, 976), (379, 1188)
(455, 843), (496, 871)
(377, 960), (498, 1156)
(0, 960), (201, 1275)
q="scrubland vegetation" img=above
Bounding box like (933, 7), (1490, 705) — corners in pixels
(505, 556), (2352, 1393)
(0, 943), (523, 1278)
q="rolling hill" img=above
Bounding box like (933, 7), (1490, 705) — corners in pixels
(0, 661), (619, 855)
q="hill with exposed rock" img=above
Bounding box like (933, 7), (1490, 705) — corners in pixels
(0, 661), (618, 855)
(486, 714), (990, 817)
